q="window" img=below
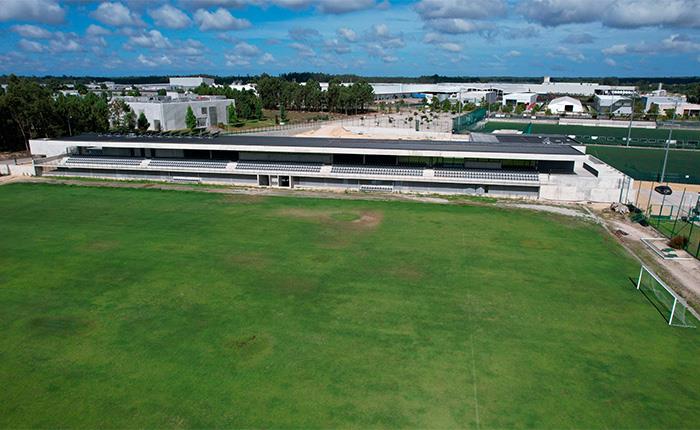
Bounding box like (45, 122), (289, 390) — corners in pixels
(201, 107), (207, 115)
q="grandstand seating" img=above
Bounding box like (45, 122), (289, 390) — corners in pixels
(434, 169), (539, 182)
(331, 165), (424, 177)
(64, 157), (143, 167)
(235, 161), (322, 173)
(148, 159), (228, 169)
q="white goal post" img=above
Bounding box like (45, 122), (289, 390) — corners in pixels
(636, 266), (697, 328)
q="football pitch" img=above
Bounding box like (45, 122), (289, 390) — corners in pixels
(1, 183), (699, 428)
(479, 121), (700, 148)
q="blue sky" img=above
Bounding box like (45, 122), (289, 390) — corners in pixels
(1, 0), (700, 77)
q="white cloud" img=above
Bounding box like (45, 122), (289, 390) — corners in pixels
(0, 0), (65, 24)
(289, 42), (315, 57)
(86, 24), (111, 37)
(316, 0), (375, 14)
(439, 42), (462, 52)
(661, 34), (700, 52)
(381, 55), (398, 63)
(180, 0), (379, 14)
(224, 53), (250, 67)
(137, 53), (172, 67)
(562, 32), (595, 44)
(91, 2), (144, 27)
(601, 41), (659, 55)
(416, 0), (504, 34)
(235, 41), (261, 56)
(505, 49), (521, 57)
(549, 46), (585, 62)
(18, 39), (44, 53)
(11, 24), (51, 38)
(337, 27), (357, 43)
(148, 4), (191, 29)
(415, 0), (507, 20)
(604, 58), (617, 66)
(423, 18), (492, 34)
(289, 27), (320, 41)
(520, 0), (700, 29)
(325, 38), (351, 54)
(259, 52), (275, 64)
(194, 8), (251, 31)
(519, 0), (601, 27)
(128, 30), (171, 49)
(178, 39), (205, 56)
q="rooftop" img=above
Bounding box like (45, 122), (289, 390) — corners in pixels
(54, 133), (585, 156)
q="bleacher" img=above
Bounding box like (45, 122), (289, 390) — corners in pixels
(64, 157), (143, 167)
(235, 161), (322, 173)
(331, 165), (424, 177)
(434, 169), (539, 182)
(148, 159), (228, 169)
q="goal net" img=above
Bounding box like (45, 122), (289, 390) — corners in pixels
(637, 266), (697, 328)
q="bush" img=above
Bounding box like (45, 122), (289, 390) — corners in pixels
(668, 235), (689, 250)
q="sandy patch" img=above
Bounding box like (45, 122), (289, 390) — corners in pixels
(278, 208), (383, 230)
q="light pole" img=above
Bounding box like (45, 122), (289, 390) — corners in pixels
(659, 100), (679, 184)
(625, 93), (636, 147)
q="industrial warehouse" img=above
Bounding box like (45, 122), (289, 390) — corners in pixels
(29, 133), (632, 202)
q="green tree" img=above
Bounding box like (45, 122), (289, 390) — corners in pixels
(648, 103), (659, 117)
(515, 104), (525, 114)
(137, 112), (149, 131)
(157, 89), (167, 96)
(255, 98), (263, 120)
(227, 102), (238, 124)
(185, 106), (197, 129)
(280, 104), (288, 123)
(502, 104), (513, 113)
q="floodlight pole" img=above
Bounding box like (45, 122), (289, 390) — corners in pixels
(625, 93), (634, 147)
(659, 100), (679, 184)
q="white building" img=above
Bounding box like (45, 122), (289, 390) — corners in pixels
(594, 95), (632, 116)
(169, 76), (215, 89)
(124, 96), (232, 131)
(450, 91), (498, 105)
(502, 92), (537, 107)
(547, 96), (584, 114)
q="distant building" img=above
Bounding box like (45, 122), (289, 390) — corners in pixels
(594, 95), (632, 116)
(123, 96), (232, 131)
(451, 91), (498, 105)
(547, 96), (584, 114)
(502, 92), (537, 107)
(169, 76), (215, 89)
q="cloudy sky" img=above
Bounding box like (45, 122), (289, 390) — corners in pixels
(1, 0), (700, 77)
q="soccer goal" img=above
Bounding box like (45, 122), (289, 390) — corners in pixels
(636, 266), (697, 328)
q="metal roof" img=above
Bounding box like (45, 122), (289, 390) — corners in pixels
(59, 133), (584, 155)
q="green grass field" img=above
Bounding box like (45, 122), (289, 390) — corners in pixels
(585, 145), (700, 184)
(1, 183), (699, 428)
(480, 121), (700, 148)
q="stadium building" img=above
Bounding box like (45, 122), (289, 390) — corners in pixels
(29, 134), (632, 203)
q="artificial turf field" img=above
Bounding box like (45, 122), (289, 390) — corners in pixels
(479, 121), (700, 148)
(1, 183), (699, 429)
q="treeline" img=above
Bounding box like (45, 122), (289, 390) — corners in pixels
(194, 75), (375, 114)
(256, 75), (374, 114)
(0, 75), (109, 152)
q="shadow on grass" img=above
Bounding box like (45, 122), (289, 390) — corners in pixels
(628, 276), (671, 324)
